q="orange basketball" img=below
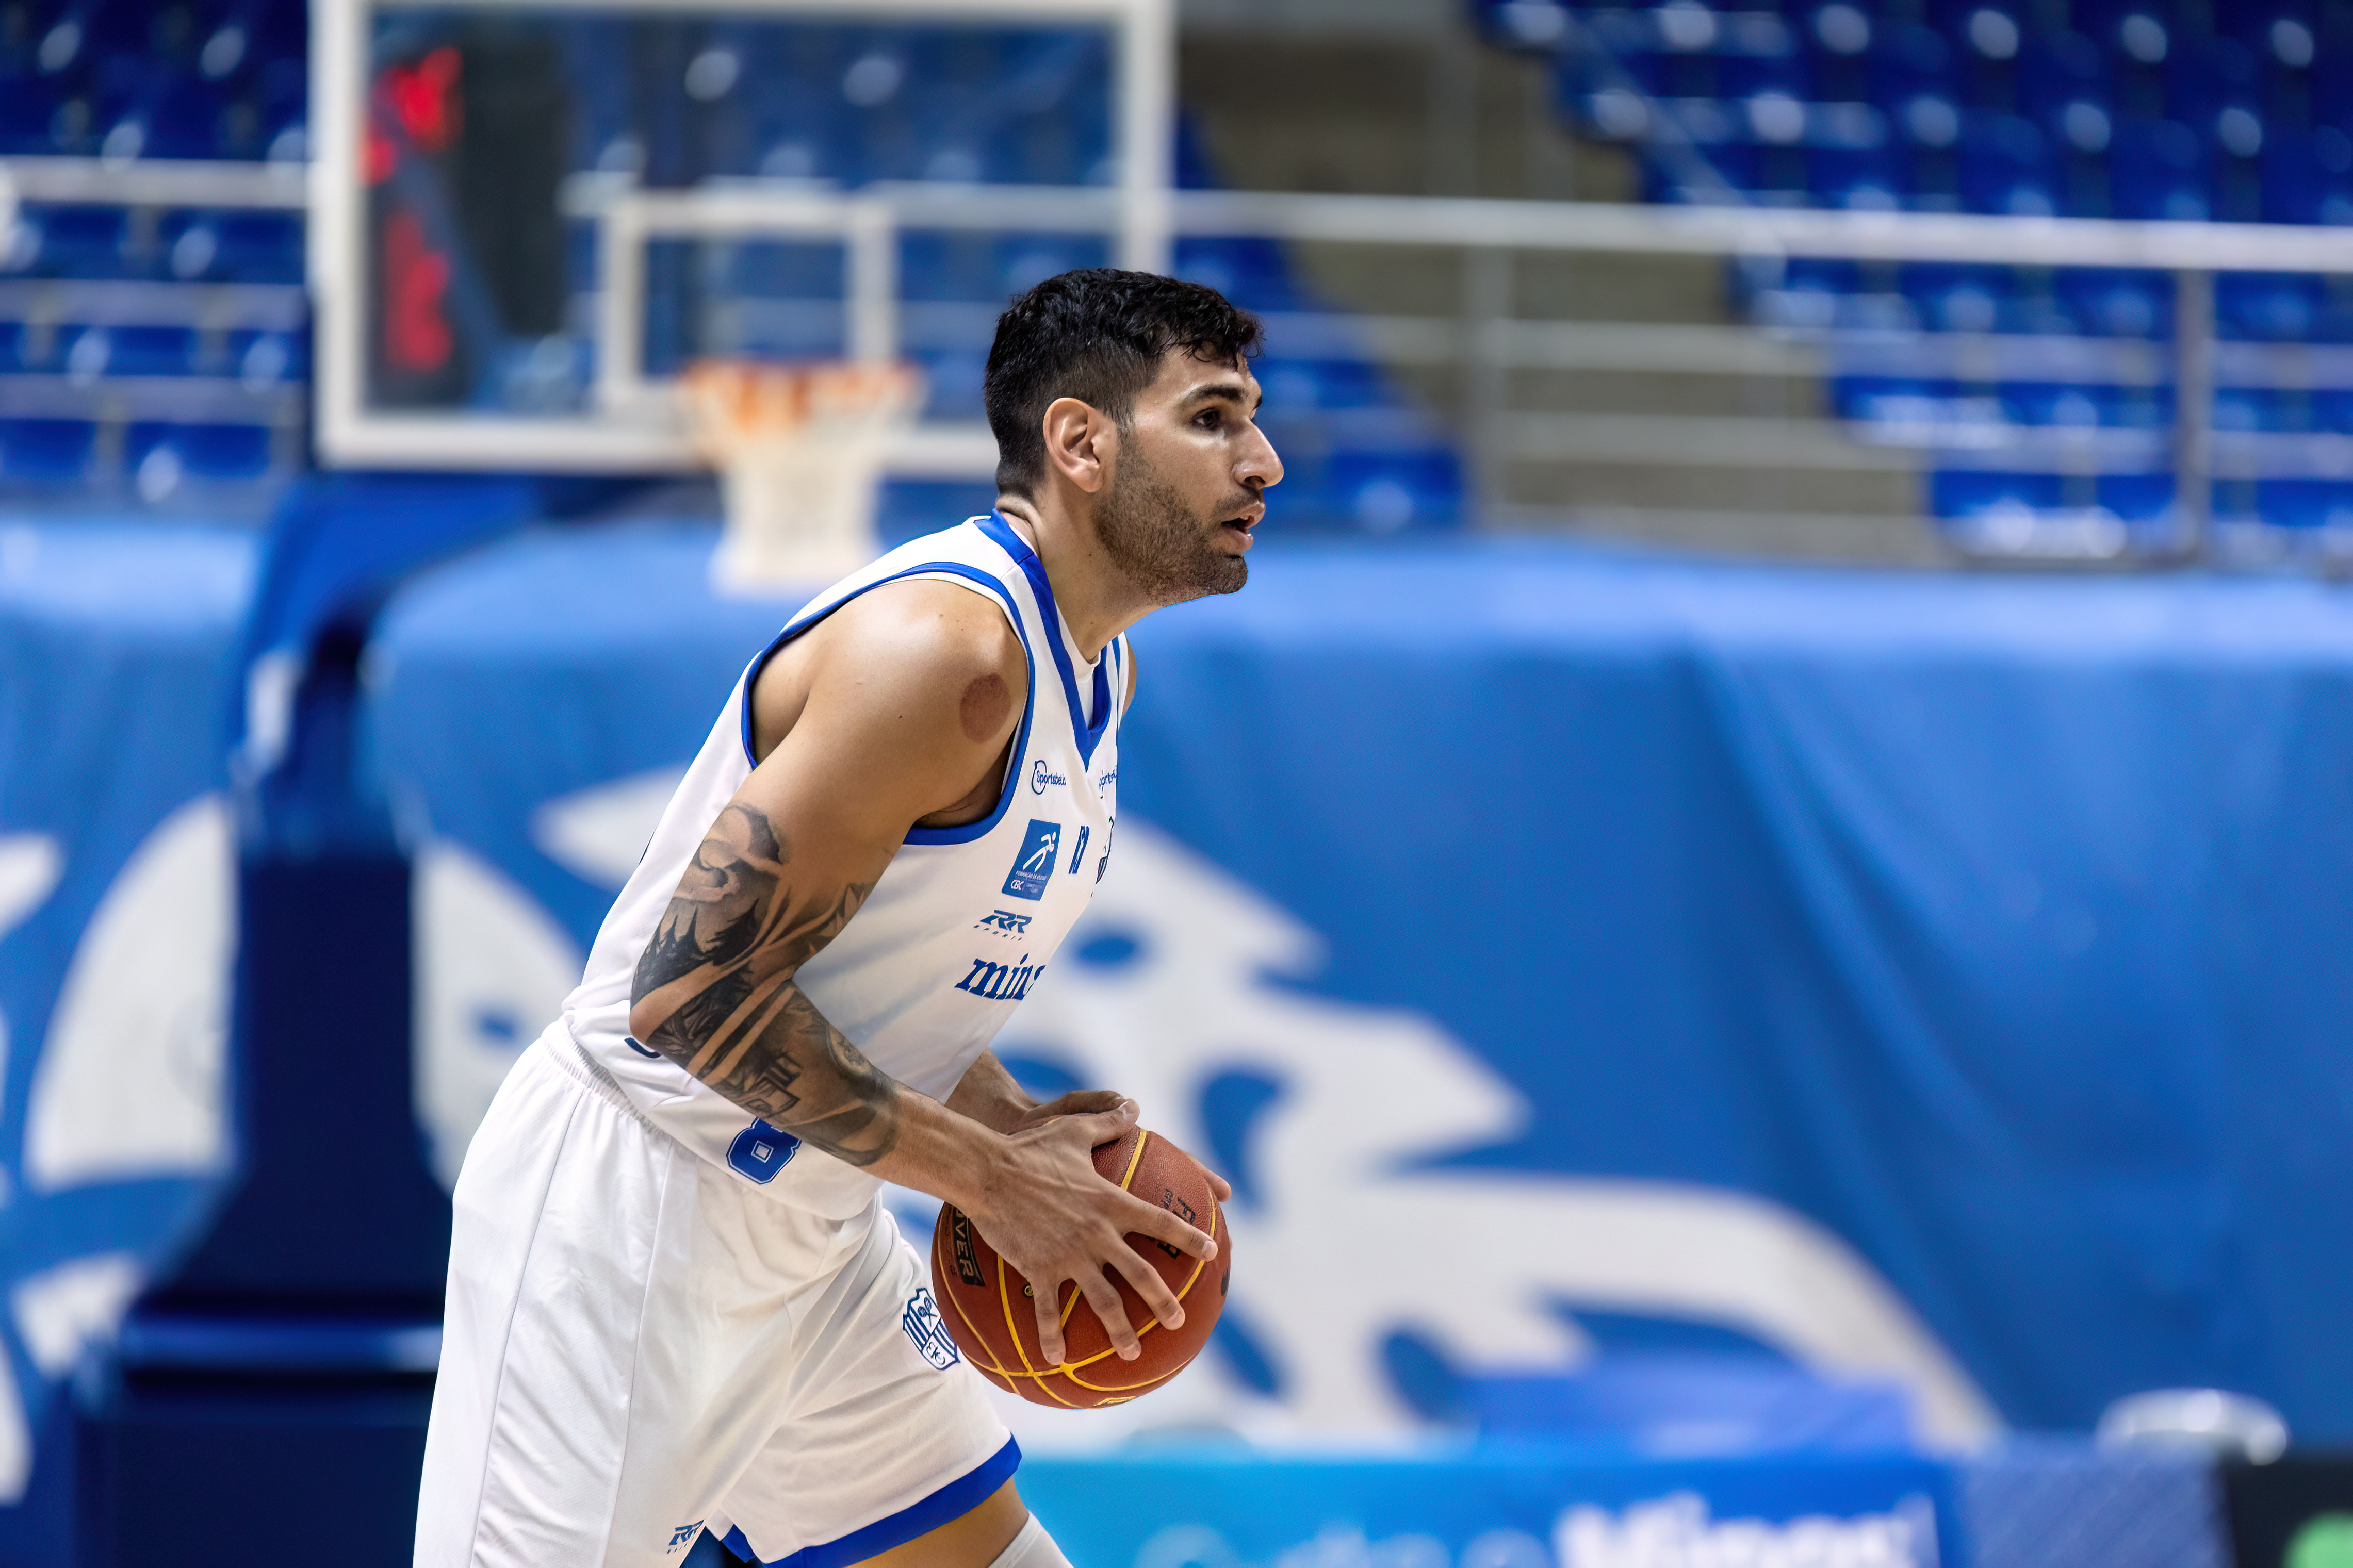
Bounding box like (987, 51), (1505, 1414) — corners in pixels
(928, 1128), (1228, 1408)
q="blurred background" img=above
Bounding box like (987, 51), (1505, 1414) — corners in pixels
(4, 0), (2353, 1563)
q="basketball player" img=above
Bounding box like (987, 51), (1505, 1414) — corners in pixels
(415, 270), (1280, 1568)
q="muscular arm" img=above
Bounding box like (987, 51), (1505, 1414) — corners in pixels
(627, 581), (1215, 1361)
(628, 800), (896, 1162)
(628, 580), (1019, 1168)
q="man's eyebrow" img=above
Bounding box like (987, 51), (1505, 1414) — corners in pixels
(1188, 379), (1262, 411)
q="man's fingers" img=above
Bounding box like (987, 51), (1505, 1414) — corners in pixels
(1116, 1189), (1219, 1261)
(1074, 1268), (1142, 1360)
(1034, 1089), (1126, 1119)
(1205, 1168), (1233, 1202)
(1062, 1101), (1139, 1146)
(1103, 1244), (1186, 1331)
(1032, 1277), (1068, 1366)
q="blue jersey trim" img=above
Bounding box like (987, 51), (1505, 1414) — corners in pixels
(721, 1435), (1021, 1568)
(974, 512), (1113, 770)
(733, 550), (1039, 850)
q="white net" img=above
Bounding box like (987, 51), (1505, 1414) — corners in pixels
(679, 359), (926, 595)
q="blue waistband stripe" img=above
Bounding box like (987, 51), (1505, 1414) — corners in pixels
(722, 1435), (1022, 1568)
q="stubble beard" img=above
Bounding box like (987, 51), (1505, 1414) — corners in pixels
(1092, 448), (1249, 605)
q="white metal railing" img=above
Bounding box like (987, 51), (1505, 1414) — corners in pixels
(16, 140), (2353, 553)
(542, 181), (2353, 555)
(0, 155), (308, 210)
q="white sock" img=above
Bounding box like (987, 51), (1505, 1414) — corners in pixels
(986, 1514), (1072, 1568)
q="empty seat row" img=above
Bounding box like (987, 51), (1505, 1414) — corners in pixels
(0, 0), (306, 161)
(1747, 261), (2353, 340)
(551, 21), (1110, 189)
(0, 322), (303, 382)
(1490, 2), (2353, 222)
(1, 208), (304, 285)
(0, 416), (283, 487)
(1933, 469), (2353, 532)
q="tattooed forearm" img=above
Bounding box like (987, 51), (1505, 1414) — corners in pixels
(629, 803), (896, 1165)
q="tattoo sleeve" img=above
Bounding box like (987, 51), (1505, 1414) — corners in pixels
(629, 803), (898, 1166)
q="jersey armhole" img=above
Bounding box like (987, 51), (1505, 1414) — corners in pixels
(736, 564), (1040, 848)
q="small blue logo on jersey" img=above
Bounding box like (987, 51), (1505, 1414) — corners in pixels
(903, 1286), (960, 1370)
(975, 909), (1032, 940)
(1003, 820), (1060, 900)
(667, 1522), (705, 1554)
(1031, 760), (1068, 794)
(1067, 824), (1090, 874)
(727, 1120), (800, 1184)
(624, 1035), (662, 1060)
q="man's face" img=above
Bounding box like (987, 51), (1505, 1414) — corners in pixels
(1092, 350), (1282, 604)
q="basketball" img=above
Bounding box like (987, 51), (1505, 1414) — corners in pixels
(929, 1128), (1229, 1409)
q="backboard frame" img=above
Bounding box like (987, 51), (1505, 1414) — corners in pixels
(308, 0), (1172, 472)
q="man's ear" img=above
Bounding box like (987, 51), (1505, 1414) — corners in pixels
(1039, 396), (1114, 496)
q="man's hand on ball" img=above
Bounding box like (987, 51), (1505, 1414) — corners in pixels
(972, 1099), (1220, 1366)
(1013, 1089), (1126, 1130)
(1009, 1092), (1234, 1203)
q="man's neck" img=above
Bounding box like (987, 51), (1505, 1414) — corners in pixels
(993, 493), (1153, 659)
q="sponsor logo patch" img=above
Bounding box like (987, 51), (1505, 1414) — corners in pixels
(1066, 824), (1091, 875)
(1031, 760), (1068, 794)
(953, 953), (1045, 1001)
(726, 1119), (800, 1184)
(1003, 820), (1060, 900)
(903, 1286), (960, 1370)
(667, 1522), (705, 1554)
(974, 909), (1033, 940)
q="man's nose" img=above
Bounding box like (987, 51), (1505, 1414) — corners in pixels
(1239, 424), (1283, 490)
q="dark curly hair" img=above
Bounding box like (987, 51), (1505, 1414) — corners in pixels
(983, 268), (1262, 498)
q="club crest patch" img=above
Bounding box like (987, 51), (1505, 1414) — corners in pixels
(902, 1285), (960, 1370)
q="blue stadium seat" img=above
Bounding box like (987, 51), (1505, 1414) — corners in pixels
(20, 207), (130, 279)
(0, 418), (96, 481)
(103, 325), (199, 377)
(1174, 237), (1308, 313)
(2096, 471), (2176, 525)
(2218, 271), (2327, 341)
(2261, 126), (2353, 224)
(210, 212), (304, 283)
(126, 419), (275, 482)
(2256, 477), (2353, 530)
(1930, 468), (2066, 519)
(228, 329), (306, 385)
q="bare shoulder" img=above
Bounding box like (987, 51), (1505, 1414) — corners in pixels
(750, 579), (1026, 762)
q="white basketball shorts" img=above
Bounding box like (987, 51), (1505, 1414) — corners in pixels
(415, 1030), (1015, 1568)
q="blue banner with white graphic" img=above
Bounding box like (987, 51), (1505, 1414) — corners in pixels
(0, 519), (256, 1522)
(359, 515), (2353, 1462)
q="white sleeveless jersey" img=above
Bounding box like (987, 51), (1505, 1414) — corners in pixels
(558, 514), (1124, 1220)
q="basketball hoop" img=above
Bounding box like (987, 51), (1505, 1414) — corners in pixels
(678, 359), (925, 595)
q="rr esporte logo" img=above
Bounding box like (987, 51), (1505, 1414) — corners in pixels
(974, 909), (1033, 940)
(903, 1286), (960, 1369)
(1031, 760), (1068, 794)
(666, 1521), (705, 1554)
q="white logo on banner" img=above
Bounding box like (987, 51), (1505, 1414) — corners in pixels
(27, 794), (233, 1191)
(412, 839), (585, 1190)
(414, 778), (1999, 1446)
(993, 823), (1998, 1449)
(1557, 1493), (1936, 1568)
(0, 829), (63, 1504)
